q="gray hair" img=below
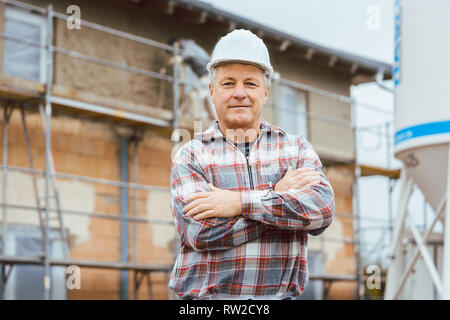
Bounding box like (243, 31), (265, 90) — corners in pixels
(209, 64), (271, 89)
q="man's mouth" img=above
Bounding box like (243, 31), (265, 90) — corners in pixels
(229, 105), (251, 109)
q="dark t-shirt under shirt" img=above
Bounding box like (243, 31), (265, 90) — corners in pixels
(234, 140), (256, 157)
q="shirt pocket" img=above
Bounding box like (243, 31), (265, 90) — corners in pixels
(259, 159), (284, 189)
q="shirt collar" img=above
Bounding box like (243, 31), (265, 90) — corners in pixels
(195, 119), (286, 142)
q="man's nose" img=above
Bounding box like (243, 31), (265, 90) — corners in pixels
(232, 85), (247, 100)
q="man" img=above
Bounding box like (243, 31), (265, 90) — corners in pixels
(169, 29), (335, 300)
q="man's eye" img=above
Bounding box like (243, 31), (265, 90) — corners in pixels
(247, 82), (257, 86)
(223, 82), (234, 86)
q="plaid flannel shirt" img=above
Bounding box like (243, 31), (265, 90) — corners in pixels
(169, 119), (335, 299)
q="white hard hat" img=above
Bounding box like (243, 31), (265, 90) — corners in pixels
(207, 29), (273, 76)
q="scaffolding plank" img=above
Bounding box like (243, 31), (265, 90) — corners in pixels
(359, 164), (401, 179)
(303, 274), (356, 281)
(51, 84), (173, 122)
(339, 163), (401, 179)
(0, 74), (44, 99)
(0, 75), (175, 127)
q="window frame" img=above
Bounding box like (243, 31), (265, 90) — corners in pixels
(276, 83), (309, 138)
(0, 225), (66, 300)
(3, 6), (47, 83)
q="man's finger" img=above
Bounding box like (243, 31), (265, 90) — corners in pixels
(301, 181), (322, 189)
(182, 198), (202, 213)
(290, 174), (321, 186)
(193, 210), (216, 221)
(292, 170), (321, 178)
(294, 177), (322, 189)
(185, 203), (211, 218)
(290, 170), (316, 180)
(280, 166), (293, 179)
(301, 175), (321, 185)
(208, 183), (220, 191)
(291, 167), (316, 176)
(292, 175), (320, 187)
(184, 191), (210, 202)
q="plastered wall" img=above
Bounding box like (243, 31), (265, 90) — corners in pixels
(0, 109), (174, 299)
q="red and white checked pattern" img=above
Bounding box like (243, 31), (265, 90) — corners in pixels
(169, 120), (335, 299)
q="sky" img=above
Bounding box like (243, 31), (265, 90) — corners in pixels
(199, 0), (431, 267)
(201, 0), (394, 63)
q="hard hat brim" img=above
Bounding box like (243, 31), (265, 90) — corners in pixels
(207, 59), (273, 75)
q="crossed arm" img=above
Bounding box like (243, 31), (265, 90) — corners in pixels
(171, 153), (267, 252)
(171, 140), (335, 252)
(183, 167), (322, 220)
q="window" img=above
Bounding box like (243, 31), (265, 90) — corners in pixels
(1, 225), (66, 300)
(277, 84), (308, 138)
(3, 7), (47, 82)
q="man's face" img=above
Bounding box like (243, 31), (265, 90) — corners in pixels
(209, 63), (269, 131)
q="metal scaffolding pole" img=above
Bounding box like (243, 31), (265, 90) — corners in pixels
(351, 100), (362, 300)
(133, 137), (140, 299)
(133, 140), (139, 264)
(43, 4), (53, 300)
(0, 202), (172, 225)
(0, 255), (171, 272)
(43, 105), (51, 300)
(120, 137), (129, 300)
(172, 43), (180, 133)
(0, 165), (169, 193)
(442, 147), (450, 299)
(20, 106), (46, 252)
(1, 105), (12, 256)
(1, 103), (13, 300)
(50, 9), (173, 52)
(132, 134), (143, 268)
(39, 104), (70, 259)
(386, 121), (394, 243)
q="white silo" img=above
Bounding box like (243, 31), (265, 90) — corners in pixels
(385, 0), (450, 299)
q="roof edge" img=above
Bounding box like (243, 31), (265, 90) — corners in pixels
(172, 0), (393, 76)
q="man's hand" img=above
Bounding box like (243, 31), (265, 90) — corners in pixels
(183, 184), (242, 221)
(274, 167), (322, 192)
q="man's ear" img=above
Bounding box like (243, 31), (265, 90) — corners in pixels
(209, 84), (215, 104)
(263, 85), (269, 104)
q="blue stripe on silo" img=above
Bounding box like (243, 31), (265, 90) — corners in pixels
(394, 120), (450, 145)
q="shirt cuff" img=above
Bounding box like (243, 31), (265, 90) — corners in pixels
(240, 189), (269, 220)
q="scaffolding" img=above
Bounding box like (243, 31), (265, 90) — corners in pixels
(0, 0), (177, 300)
(0, 0), (398, 300)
